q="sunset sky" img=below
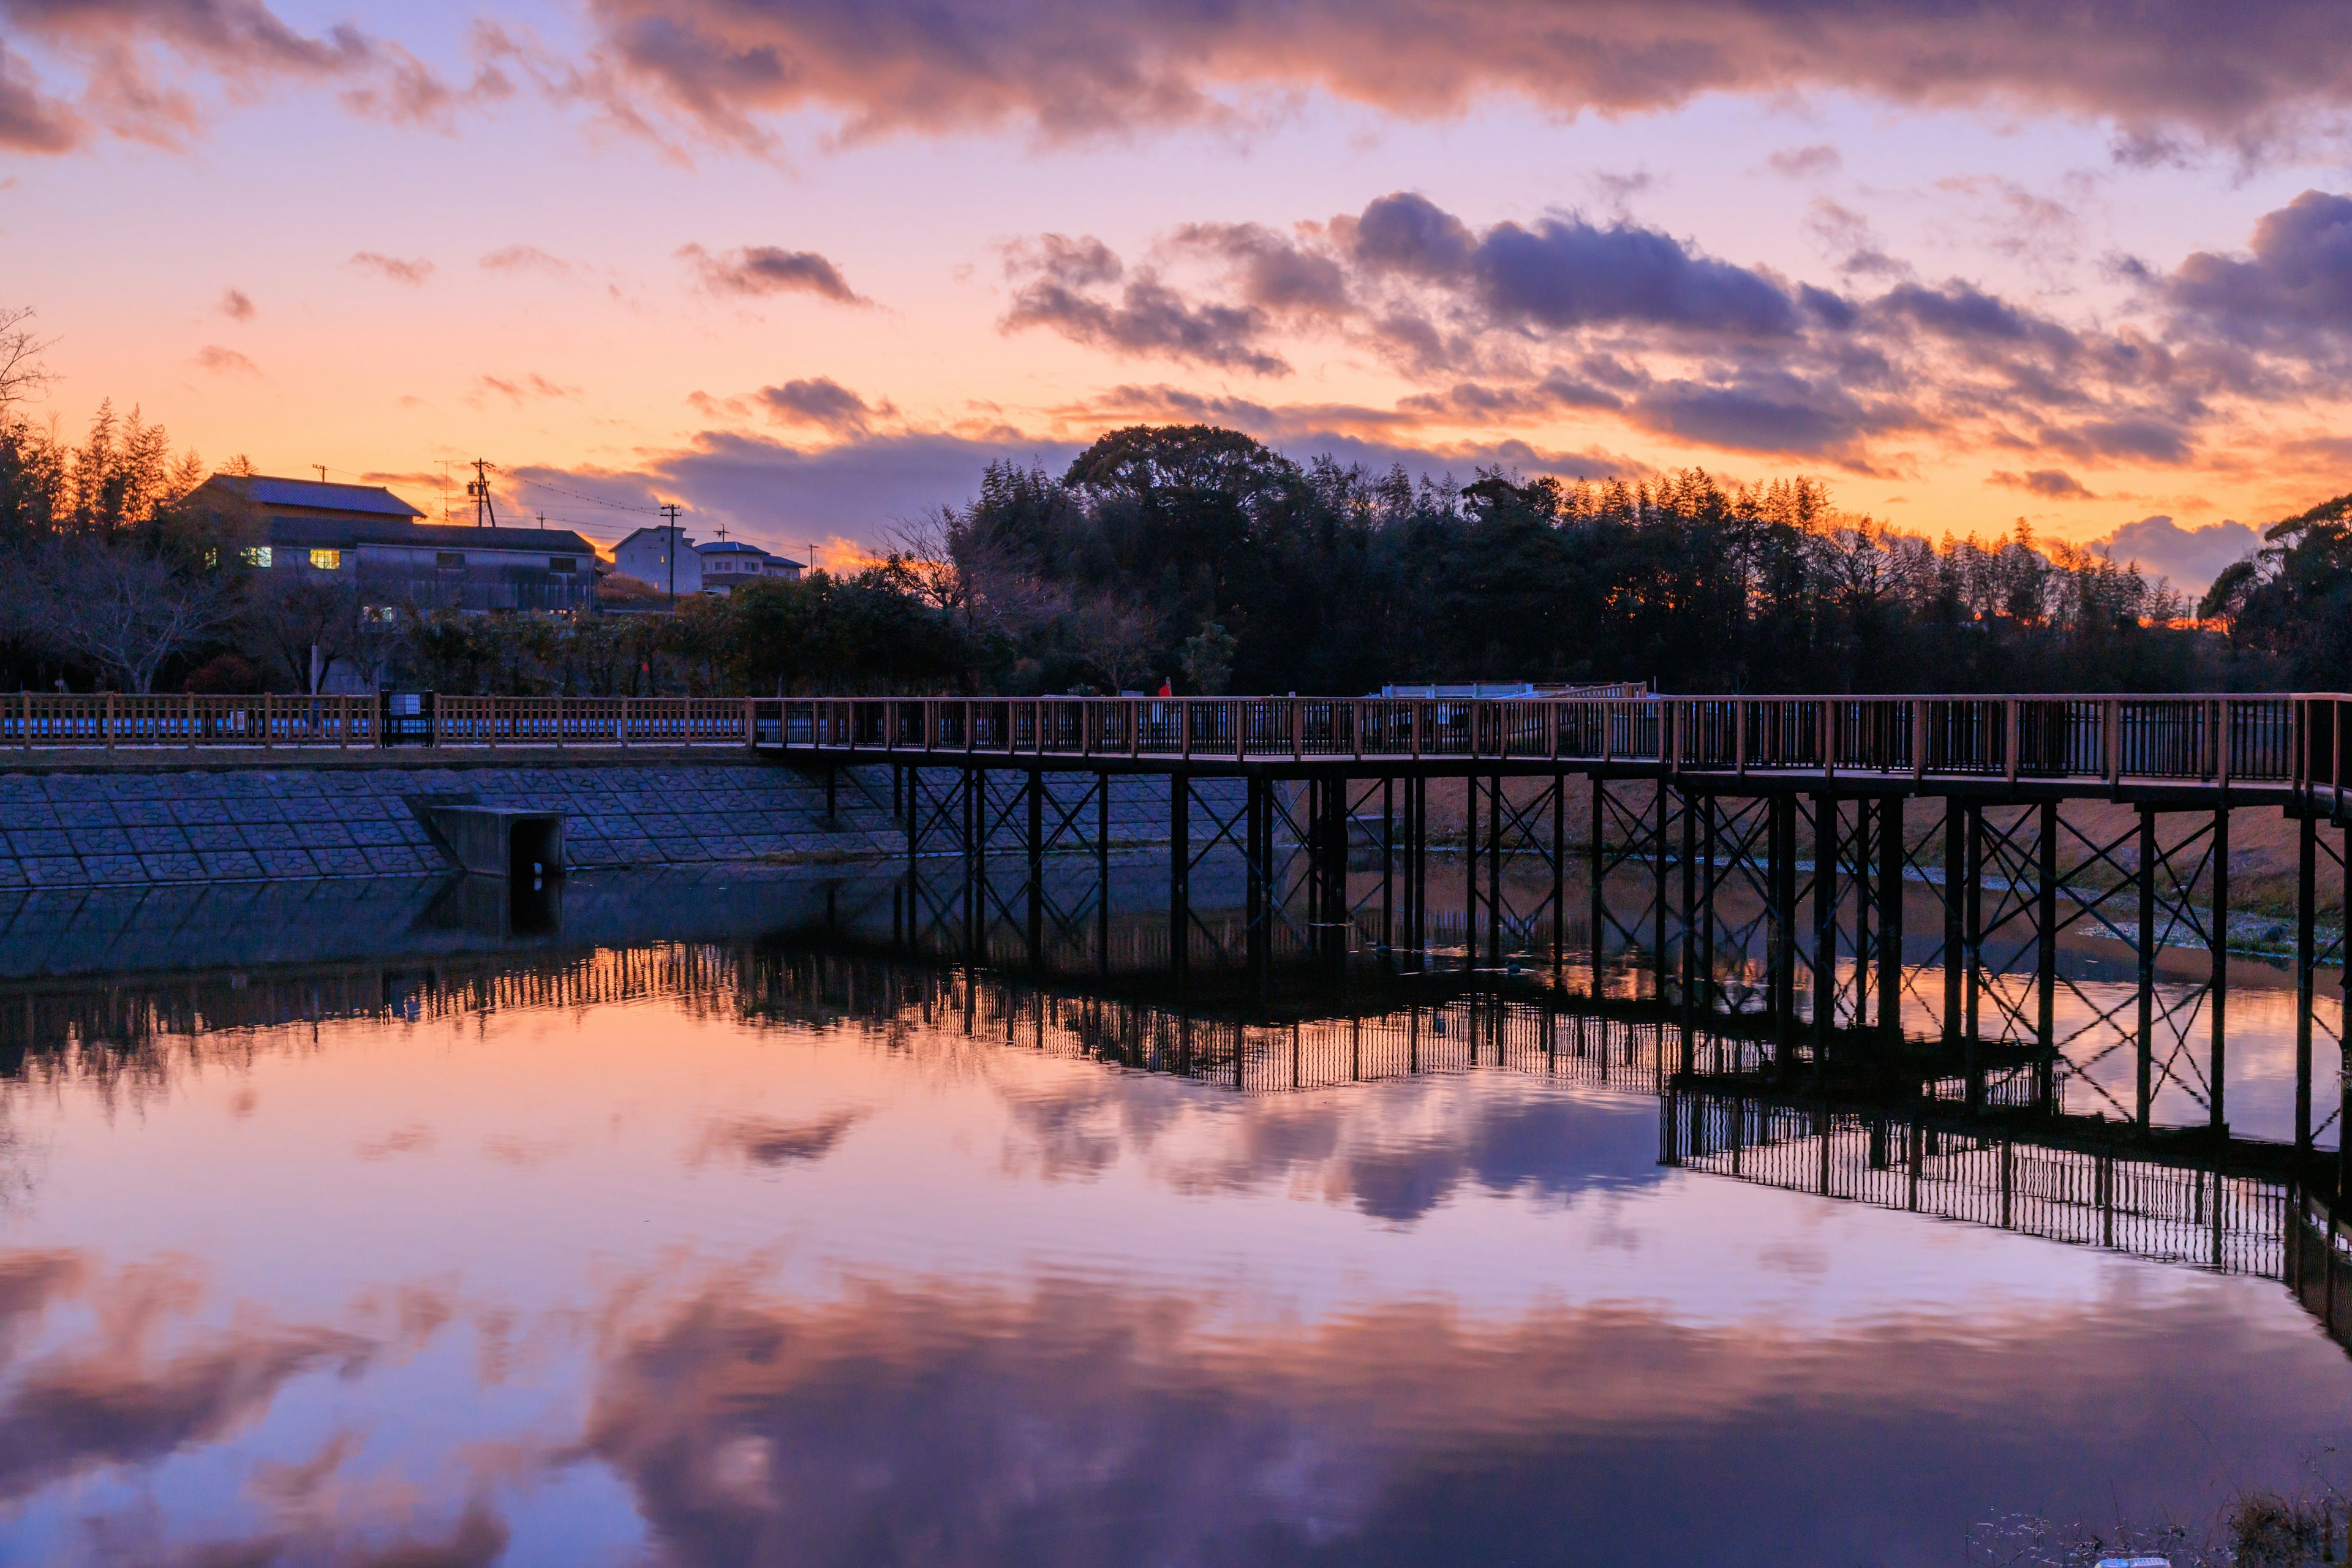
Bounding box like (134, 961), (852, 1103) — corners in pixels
(8, 1), (2352, 589)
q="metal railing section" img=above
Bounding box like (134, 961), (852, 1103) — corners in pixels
(1, 691), (2346, 802)
(767, 692), (2344, 795)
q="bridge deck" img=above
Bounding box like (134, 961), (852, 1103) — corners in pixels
(758, 692), (2352, 810)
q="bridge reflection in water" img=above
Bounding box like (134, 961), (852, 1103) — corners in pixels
(1, 856), (2345, 1357)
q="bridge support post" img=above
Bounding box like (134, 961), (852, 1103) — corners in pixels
(1964, 801), (1985, 1052)
(2297, 812), (2316, 1156)
(2341, 861), (2352, 1206)
(1488, 771), (1504, 966)
(963, 766), (982, 963)
(1591, 775), (1608, 994)
(1246, 774), (1267, 981)
(1702, 794), (1719, 1017)
(1653, 782), (1670, 1001)
(1381, 777), (1395, 957)
(1464, 774), (1480, 966)
(1942, 801), (1964, 1039)
(1551, 773), (1566, 967)
(1169, 771), (1189, 988)
(1773, 794), (1798, 1043)
(1814, 793), (1836, 1046)
(1026, 768), (1043, 970)
(1681, 786), (1699, 1011)
(1096, 773), (1111, 976)
(1333, 773), (1355, 968)
(2038, 799), (2059, 1104)
(2212, 804), (2230, 1133)
(1411, 777), (1428, 966)
(2137, 806), (2157, 1129)
(1877, 794), (1904, 1036)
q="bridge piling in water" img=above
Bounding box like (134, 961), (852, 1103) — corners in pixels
(842, 693), (2352, 1206)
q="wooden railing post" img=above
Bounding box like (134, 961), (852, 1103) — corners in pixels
(2106, 698), (2122, 788)
(1821, 701), (1833, 779)
(2003, 699), (2018, 786)
(1735, 701), (1747, 775)
(2219, 697), (2233, 793)
(1911, 699), (1926, 782)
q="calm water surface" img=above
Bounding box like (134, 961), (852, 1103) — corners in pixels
(0, 865), (2343, 1566)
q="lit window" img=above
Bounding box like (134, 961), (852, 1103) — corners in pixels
(309, 548), (341, 570)
(243, 546), (273, 568)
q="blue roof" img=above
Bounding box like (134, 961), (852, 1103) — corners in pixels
(237, 475), (423, 518)
(696, 539), (766, 555)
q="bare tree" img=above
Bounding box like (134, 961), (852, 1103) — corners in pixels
(0, 306), (54, 417)
(18, 534), (241, 692)
(243, 568), (361, 692)
(1072, 594), (1159, 693)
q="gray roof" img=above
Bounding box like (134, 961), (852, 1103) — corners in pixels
(262, 515), (597, 556)
(217, 474), (425, 518)
(695, 538), (804, 568)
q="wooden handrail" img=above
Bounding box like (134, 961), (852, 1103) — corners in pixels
(0, 690), (2337, 791)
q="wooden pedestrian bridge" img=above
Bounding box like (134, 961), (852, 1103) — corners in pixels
(12, 685), (2352, 810)
(757, 688), (2352, 808)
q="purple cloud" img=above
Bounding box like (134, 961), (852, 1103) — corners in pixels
(2090, 514), (2261, 595)
(569, 0), (2352, 155)
(679, 243), (868, 304)
(348, 251), (434, 286)
(1989, 468), (2096, 500)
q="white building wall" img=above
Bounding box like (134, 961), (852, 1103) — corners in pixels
(614, 527), (701, 593)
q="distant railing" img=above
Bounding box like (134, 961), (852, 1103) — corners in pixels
(0, 693), (755, 752)
(10, 691), (2352, 805)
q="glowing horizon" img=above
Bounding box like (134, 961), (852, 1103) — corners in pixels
(9, 1), (2352, 594)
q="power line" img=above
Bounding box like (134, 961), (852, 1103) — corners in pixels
(506, 473), (665, 514)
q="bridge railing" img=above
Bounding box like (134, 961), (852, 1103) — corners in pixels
(764, 692), (2346, 796)
(0, 693), (383, 748)
(1, 691), (2345, 801)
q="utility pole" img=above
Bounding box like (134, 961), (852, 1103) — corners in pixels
(660, 502), (684, 606)
(466, 459), (499, 527)
(313, 465), (328, 483)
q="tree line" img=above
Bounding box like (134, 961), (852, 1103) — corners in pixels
(0, 311), (2332, 697)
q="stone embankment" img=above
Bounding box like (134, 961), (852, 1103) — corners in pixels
(0, 752), (1200, 891)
